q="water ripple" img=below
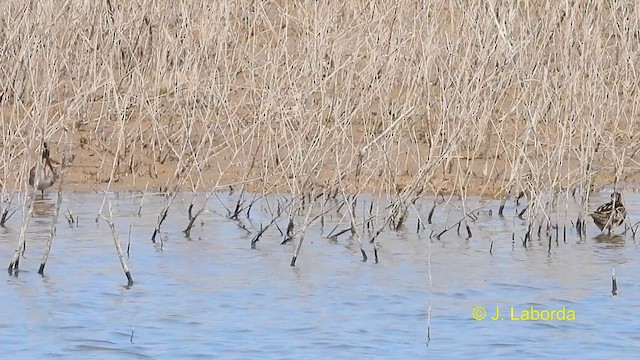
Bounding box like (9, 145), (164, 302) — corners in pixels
(1, 192), (640, 358)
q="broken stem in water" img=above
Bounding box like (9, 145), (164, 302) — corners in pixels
(151, 191), (177, 244)
(183, 191), (216, 238)
(38, 153), (66, 275)
(342, 193), (368, 262)
(8, 191), (35, 275)
(102, 202), (134, 286)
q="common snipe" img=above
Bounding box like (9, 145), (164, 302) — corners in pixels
(590, 192), (627, 234)
(28, 142), (57, 196)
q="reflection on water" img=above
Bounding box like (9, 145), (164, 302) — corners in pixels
(593, 233), (626, 248)
(0, 191), (639, 358)
(33, 198), (56, 218)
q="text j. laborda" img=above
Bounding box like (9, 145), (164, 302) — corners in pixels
(471, 306), (576, 321)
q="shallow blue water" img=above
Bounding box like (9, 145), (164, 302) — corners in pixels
(1, 191), (639, 358)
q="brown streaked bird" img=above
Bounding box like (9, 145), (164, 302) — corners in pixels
(28, 142), (58, 196)
(590, 192), (627, 234)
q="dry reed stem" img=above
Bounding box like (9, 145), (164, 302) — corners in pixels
(38, 142), (68, 275)
(102, 202), (134, 286)
(7, 190), (34, 274)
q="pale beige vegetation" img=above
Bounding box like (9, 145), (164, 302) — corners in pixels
(1, 0), (639, 200)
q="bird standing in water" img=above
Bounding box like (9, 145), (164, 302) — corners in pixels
(590, 192), (627, 234)
(28, 142), (58, 197)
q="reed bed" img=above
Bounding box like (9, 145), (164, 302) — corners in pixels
(1, 1), (640, 273)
